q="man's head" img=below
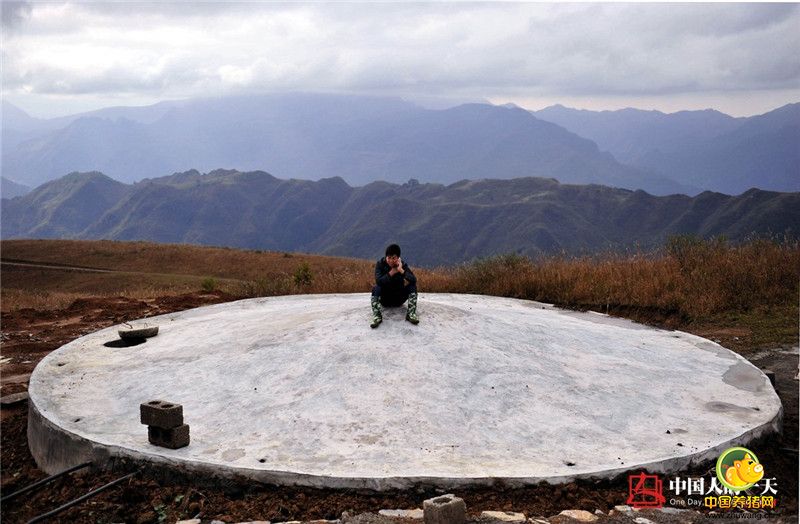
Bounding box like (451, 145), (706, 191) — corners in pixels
(385, 244), (401, 266)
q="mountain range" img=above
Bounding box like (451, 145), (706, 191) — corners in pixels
(3, 170), (797, 266)
(534, 103), (800, 195)
(1, 177), (30, 199)
(9, 93), (796, 196)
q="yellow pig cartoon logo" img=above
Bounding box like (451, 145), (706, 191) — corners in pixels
(717, 447), (765, 491)
(725, 453), (764, 486)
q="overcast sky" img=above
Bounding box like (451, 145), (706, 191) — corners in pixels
(2, 1), (799, 118)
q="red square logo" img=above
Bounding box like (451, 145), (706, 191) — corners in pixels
(627, 472), (666, 508)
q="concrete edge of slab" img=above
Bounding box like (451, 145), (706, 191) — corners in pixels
(27, 396), (783, 491)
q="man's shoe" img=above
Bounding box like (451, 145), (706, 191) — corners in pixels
(406, 292), (419, 325)
(370, 296), (383, 328)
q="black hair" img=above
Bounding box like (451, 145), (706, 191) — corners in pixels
(385, 244), (401, 257)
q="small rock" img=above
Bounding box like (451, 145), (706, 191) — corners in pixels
(379, 509), (424, 519)
(593, 510), (604, 516)
(557, 510), (597, 522)
(529, 520), (549, 524)
(481, 511), (526, 522)
(423, 494), (466, 524)
(175, 520), (201, 524)
(612, 505), (631, 513)
(0, 392), (29, 406)
(657, 507), (688, 514)
(634, 518), (656, 524)
(235, 521), (271, 524)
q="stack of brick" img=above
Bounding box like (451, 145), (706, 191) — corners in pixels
(140, 400), (190, 449)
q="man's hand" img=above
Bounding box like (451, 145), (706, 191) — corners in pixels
(396, 257), (404, 273)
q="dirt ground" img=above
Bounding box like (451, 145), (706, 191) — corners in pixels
(1, 292), (797, 523)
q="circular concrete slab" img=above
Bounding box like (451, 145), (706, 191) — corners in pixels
(28, 294), (781, 489)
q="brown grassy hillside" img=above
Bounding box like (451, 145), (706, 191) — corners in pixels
(2, 237), (797, 350)
(0, 239), (418, 309)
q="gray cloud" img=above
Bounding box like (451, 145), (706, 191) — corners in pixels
(1, 1), (32, 29)
(2, 2), (798, 116)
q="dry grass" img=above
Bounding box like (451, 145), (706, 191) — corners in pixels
(0, 240), (439, 311)
(433, 236), (799, 337)
(3, 238), (798, 336)
(1, 239), (374, 281)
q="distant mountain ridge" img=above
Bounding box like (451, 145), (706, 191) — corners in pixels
(2, 94), (693, 196)
(3, 170), (797, 266)
(1, 177), (31, 199)
(534, 103), (800, 194)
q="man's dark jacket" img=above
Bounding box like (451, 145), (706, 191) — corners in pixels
(374, 257), (416, 305)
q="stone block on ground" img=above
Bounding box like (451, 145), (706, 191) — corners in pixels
(480, 511), (526, 522)
(0, 391), (29, 406)
(379, 509), (424, 519)
(557, 509), (597, 522)
(140, 399), (183, 428)
(423, 494), (466, 524)
(655, 507), (689, 514)
(148, 423), (190, 449)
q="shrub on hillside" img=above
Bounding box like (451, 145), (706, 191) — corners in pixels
(201, 277), (217, 293)
(293, 263), (314, 287)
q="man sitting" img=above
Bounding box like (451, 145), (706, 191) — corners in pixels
(370, 244), (419, 328)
